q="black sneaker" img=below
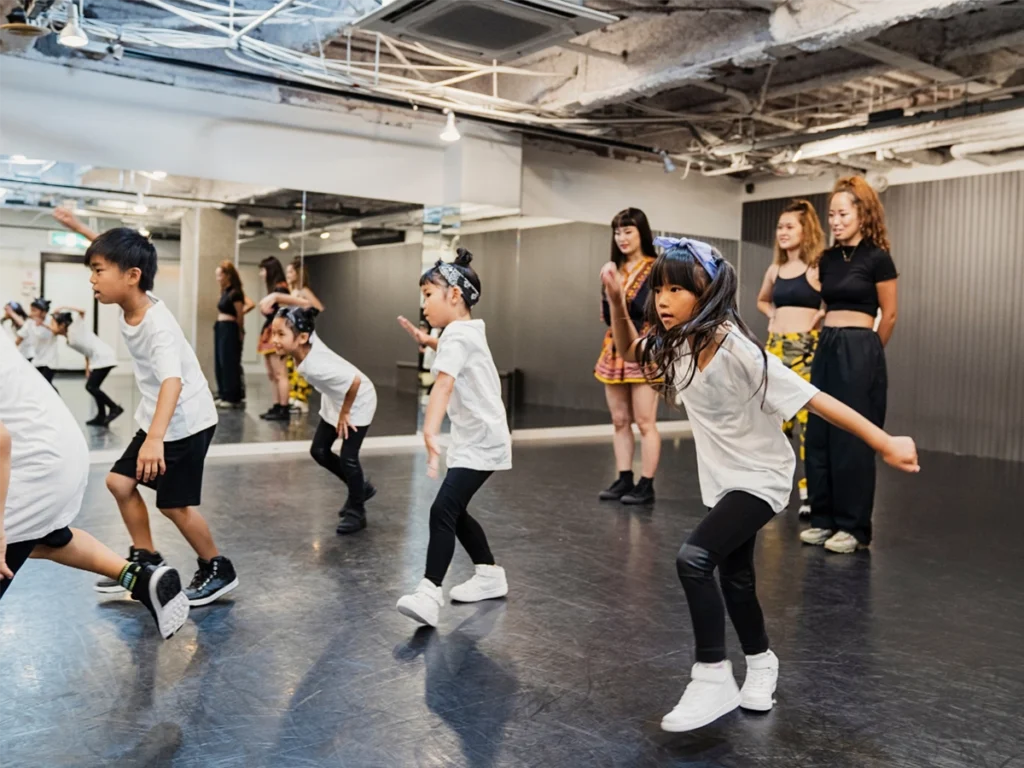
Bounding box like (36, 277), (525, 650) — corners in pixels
(185, 556), (239, 606)
(340, 481), (377, 517)
(262, 404), (291, 422)
(102, 404), (124, 427)
(95, 547), (164, 593)
(129, 564), (190, 639)
(599, 476), (635, 501)
(621, 477), (655, 505)
(85, 414), (106, 426)
(336, 508), (367, 535)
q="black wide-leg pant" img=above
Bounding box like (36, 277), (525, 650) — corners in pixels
(805, 327), (887, 545)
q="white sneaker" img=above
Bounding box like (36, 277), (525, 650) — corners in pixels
(660, 662), (742, 732)
(824, 531), (864, 554)
(800, 527), (833, 546)
(396, 579), (444, 627)
(449, 565), (508, 603)
(740, 650), (778, 711)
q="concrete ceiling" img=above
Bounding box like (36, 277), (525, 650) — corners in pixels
(4, 0), (1024, 179)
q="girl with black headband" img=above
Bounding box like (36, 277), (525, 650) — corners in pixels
(271, 306), (378, 535)
(50, 308), (124, 427)
(395, 248), (512, 628)
(602, 237), (918, 732)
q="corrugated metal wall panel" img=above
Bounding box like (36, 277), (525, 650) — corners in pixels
(740, 172), (1024, 462)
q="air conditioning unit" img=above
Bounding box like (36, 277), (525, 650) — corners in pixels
(351, 0), (618, 62)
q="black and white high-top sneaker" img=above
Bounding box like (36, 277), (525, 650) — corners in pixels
(128, 564), (190, 639)
(184, 556), (239, 606)
(95, 547), (164, 593)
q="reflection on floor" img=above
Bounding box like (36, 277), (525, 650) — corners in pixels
(58, 372), (625, 452)
(3, 440), (1022, 767)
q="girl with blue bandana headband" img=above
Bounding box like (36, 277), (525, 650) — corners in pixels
(602, 238), (919, 733)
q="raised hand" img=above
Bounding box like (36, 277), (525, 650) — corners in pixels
(397, 316), (430, 347)
(600, 262), (623, 303)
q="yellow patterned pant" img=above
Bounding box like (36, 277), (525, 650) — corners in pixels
(766, 331), (818, 493)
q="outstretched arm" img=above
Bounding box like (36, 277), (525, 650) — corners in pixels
(807, 392), (919, 473)
(422, 372), (454, 478)
(53, 209), (99, 242)
(398, 316), (439, 351)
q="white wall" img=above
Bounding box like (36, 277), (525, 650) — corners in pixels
(521, 146), (743, 240)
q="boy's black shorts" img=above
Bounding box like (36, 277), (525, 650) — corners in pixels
(110, 425), (216, 509)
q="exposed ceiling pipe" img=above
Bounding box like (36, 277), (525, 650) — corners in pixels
(681, 79), (804, 131)
(950, 136), (1024, 160)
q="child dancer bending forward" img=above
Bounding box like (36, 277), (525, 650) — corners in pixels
(395, 248), (512, 627)
(271, 307), (378, 535)
(602, 236), (919, 732)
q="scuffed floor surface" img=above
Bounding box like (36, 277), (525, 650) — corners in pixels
(2, 441), (1022, 767)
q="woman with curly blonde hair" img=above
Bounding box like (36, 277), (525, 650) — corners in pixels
(800, 177), (899, 554)
(756, 199), (825, 516)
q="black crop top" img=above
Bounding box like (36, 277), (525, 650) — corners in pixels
(772, 271), (821, 310)
(819, 239), (898, 316)
(217, 289), (244, 317)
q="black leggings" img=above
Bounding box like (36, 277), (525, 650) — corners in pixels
(310, 418), (370, 509)
(36, 366), (56, 390)
(806, 327), (887, 545)
(676, 491), (776, 664)
(425, 468), (496, 586)
(85, 366), (118, 418)
(214, 321), (245, 403)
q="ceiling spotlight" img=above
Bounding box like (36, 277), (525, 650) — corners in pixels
(150, 170), (167, 180)
(133, 193), (147, 214)
(10, 155), (27, 163)
(58, 2), (89, 49)
(319, 231), (331, 240)
(440, 111), (461, 143)
(138, 226), (150, 238)
(659, 150), (676, 174)
(278, 240), (290, 250)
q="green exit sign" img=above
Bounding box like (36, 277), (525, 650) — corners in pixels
(49, 231), (90, 249)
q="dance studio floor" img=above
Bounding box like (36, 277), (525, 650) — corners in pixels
(3, 439), (1022, 768)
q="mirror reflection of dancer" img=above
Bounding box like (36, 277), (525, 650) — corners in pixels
(756, 200), (825, 516)
(256, 257), (292, 422)
(50, 308), (124, 426)
(8, 298), (59, 387)
(3, 302), (32, 359)
(275, 258), (324, 414)
(271, 307), (378, 535)
(213, 261), (254, 409)
(1, 331), (189, 639)
(602, 237), (919, 732)
(395, 248), (511, 628)
(595, 209), (661, 505)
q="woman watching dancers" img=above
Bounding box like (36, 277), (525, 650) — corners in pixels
(756, 200), (825, 516)
(601, 236), (918, 732)
(271, 306), (378, 535)
(256, 257), (292, 422)
(213, 261), (253, 409)
(594, 208), (661, 505)
(50, 308), (124, 426)
(395, 248), (511, 628)
(801, 177), (899, 554)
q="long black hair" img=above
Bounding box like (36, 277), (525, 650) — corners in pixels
(419, 247), (481, 309)
(611, 208), (657, 268)
(259, 256), (287, 293)
(638, 243), (767, 403)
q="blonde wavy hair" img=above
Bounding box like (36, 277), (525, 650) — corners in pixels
(831, 176), (891, 252)
(774, 198), (825, 266)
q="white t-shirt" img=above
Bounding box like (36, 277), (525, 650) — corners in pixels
(431, 319), (512, 472)
(66, 321), (118, 369)
(19, 322), (58, 368)
(0, 333), (89, 543)
(296, 333), (377, 428)
(120, 296), (218, 441)
(12, 322), (34, 359)
(673, 326), (819, 513)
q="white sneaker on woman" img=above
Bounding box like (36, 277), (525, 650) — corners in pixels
(449, 565), (508, 603)
(824, 531), (864, 554)
(740, 650), (779, 711)
(661, 662), (742, 732)
(799, 527), (833, 546)
(396, 579), (444, 627)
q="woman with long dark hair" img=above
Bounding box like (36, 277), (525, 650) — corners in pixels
(213, 260), (252, 409)
(257, 256), (291, 421)
(756, 200), (825, 515)
(801, 177), (899, 554)
(594, 208), (661, 505)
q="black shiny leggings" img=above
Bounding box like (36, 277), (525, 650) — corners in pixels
(310, 418), (369, 509)
(425, 468), (495, 586)
(676, 491), (775, 663)
(85, 366), (117, 417)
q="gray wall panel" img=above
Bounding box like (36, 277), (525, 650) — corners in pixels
(459, 229), (519, 372)
(740, 173), (1023, 461)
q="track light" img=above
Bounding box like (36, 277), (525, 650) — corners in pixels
(319, 231), (331, 239)
(138, 226), (150, 238)
(278, 240), (290, 250)
(659, 150), (676, 174)
(133, 193), (147, 214)
(150, 170), (167, 180)
(10, 155), (27, 163)
(58, 2), (88, 49)
(440, 111), (461, 143)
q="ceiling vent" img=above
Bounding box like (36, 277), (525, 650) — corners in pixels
(351, 0), (617, 62)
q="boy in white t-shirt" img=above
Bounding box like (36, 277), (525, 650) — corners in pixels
(395, 248), (512, 628)
(603, 236), (919, 733)
(51, 308), (124, 427)
(85, 228), (239, 607)
(0, 332), (189, 639)
(271, 307), (378, 535)
(9, 298), (59, 387)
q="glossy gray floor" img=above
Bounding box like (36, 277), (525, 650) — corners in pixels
(2, 440), (1022, 768)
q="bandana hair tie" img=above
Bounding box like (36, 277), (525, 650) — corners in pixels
(653, 236), (721, 280)
(436, 261), (481, 306)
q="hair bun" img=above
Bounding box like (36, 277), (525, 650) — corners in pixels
(454, 247), (473, 267)
(305, 307), (320, 321)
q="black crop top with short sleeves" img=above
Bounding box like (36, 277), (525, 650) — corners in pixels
(217, 288), (244, 317)
(818, 239), (898, 316)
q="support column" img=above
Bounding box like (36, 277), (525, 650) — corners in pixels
(179, 208), (237, 384)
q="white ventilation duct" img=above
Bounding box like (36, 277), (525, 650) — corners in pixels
(950, 136), (1024, 161)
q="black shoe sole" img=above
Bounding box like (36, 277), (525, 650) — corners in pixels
(336, 518), (367, 535)
(599, 491), (630, 501)
(620, 495), (655, 505)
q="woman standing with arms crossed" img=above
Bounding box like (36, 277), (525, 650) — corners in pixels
(213, 261), (253, 409)
(756, 200), (825, 516)
(594, 209), (661, 505)
(800, 177), (899, 554)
